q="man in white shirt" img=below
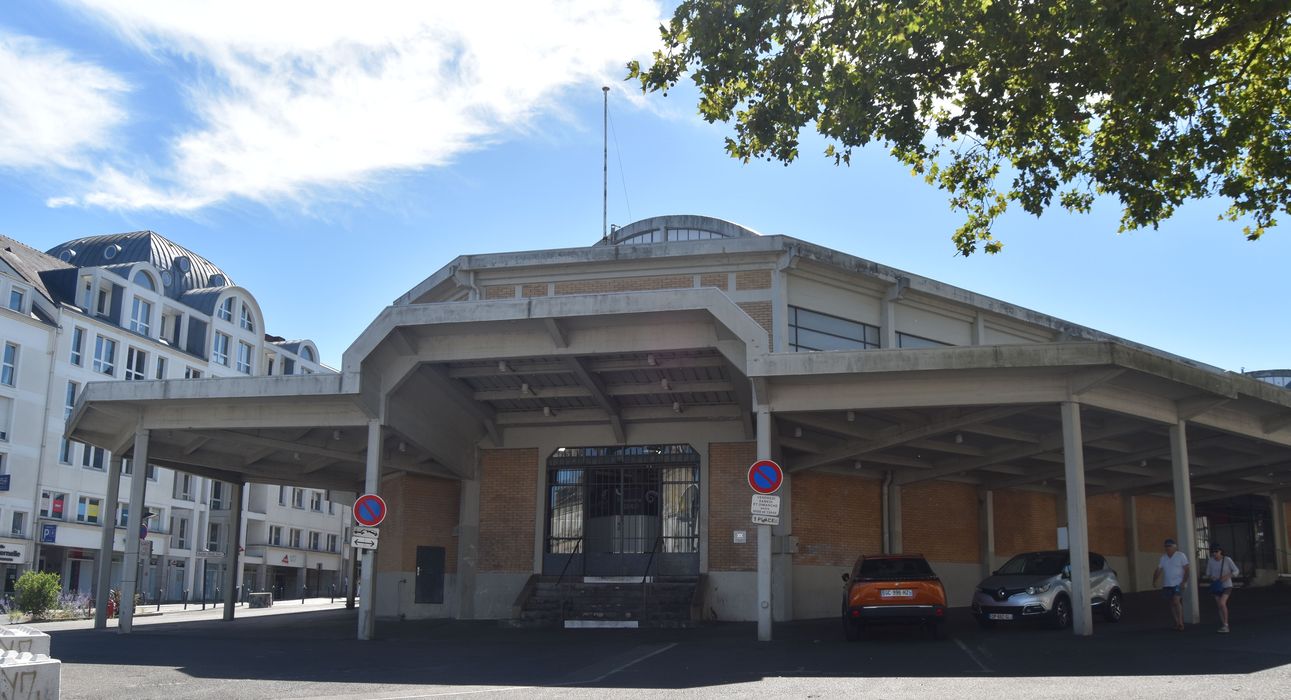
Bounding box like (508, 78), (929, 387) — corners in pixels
(1153, 538), (1190, 631)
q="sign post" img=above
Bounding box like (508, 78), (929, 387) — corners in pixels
(752, 413), (777, 642)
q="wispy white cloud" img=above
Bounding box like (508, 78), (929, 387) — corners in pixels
(0, 32), (130, 171)
(46, 0), (664, 211)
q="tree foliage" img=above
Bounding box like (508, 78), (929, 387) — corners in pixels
(629, 1), (1291, 255)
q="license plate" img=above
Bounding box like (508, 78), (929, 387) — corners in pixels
(880, 589), (914, 598)
(989, 613), (1014, 620)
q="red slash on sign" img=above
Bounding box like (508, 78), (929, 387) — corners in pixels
(747, 459), (784, 495)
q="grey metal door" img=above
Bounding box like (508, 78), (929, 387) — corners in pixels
(415, 546), (445, 604)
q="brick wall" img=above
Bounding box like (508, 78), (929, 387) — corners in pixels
(791, 472), (881, 566)
(903, 481), (980, 562)
(738, 300), (773, 348)
(478, 448), (539, 572)
(521, 283), (548, 298)
(553, 275), (694, 295)
(483, 285), (516, 299)
(735, 269), (772, 290)
(1136, 495), (1177, 550)
(708, 442), (757, 571)
(376, 473), (461, 573)
(699, 273), (728, 290)
(993, 489), (1058, 556)
(1087, 492), (1126, 556)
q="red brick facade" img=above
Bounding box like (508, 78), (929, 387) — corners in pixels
(483, 285), (516, 299)
(1135, 495), (1178, 550)
(377, 473), (461, 574)
(734, 269), (772, 290)
(708, 442), (758, 571)
(903, 481), (980, 562)
(791, 472), (882, 566)
(993, 489), (1058, 557)
(553, 275), (695, 295)
(1087, 492), (1127, 556)
(478, 448), (539, 572)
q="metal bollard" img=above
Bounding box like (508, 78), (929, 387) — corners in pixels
(158, 589), (163, 612)
(183, 589), (189, 610)
(301, 586), (306, 605)
(330, 584), (335, 604)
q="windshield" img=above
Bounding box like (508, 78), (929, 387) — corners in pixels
(855, 557), (935, 580)
(997, 552), (1068, 576)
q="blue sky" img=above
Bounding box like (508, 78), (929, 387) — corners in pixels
(1, 1), (1287, 373)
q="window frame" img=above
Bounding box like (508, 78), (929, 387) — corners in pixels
(0, 342), (16, 387)
(212, 332), (230, 366)
(70, 326), (85, 366)
(92, 335), (117, 376)
(124, 346), (147, 381)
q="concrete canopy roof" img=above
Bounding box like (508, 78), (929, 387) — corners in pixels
(67, 288), (771, 487)
(755, 342), (1291, 500)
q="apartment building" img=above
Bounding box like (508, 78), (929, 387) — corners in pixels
(0, 231), (350, 601)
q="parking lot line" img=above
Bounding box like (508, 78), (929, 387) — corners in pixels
(565, 642), (679, 685)
(953, 638), (994, 674)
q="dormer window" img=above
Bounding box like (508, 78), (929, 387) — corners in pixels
(300, 346), (315, 362)
(218, 297), (234, 322)
(239, 303), (255, 332)
(7, 287), (24, 313)
(133, 270), (155, 291)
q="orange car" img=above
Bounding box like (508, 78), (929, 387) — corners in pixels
(841, 554), (948, 640)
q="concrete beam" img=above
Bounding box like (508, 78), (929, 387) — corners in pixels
(943, 420), (1144, 489)
(797, 406), (1030, 474)
(564, 356), (624, 442)
(420, 364), (503, 446)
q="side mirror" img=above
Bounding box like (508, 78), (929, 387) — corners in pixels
(1062, 565), (1072, 580)
(841, 573), (850, 582)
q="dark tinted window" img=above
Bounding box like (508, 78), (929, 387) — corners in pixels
(997, 552), (1068, 576)
(855, 557), (935, 580)
(1090, 554), (1106, 571)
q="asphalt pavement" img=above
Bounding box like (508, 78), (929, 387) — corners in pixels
(29, 585), (1291, 699)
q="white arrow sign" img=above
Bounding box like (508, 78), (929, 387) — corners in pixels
(353, 527), (380, 539)
(351, 536), (379, 550)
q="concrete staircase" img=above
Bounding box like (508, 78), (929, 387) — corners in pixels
(510, 576), (704, 628)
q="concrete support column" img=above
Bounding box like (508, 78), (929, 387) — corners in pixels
(256, 563), (267, 593)
(887, 480), (903, 554)
(346, 547), (358, 609)
(456, 477), (480, 619)
(94, 455), (123, 629)
(1169, 420), (1200, 624)
(119, 430), (149, 634)
(756, 406), (772, 642)
(772, 470), (792, 622)
(979, 489), (995, 581)
(1123, 495), (1140, 592)
(1272, 493), (1288, 574)
(234, 483), (249, 597)
(222, 481), (242, 620)
(358, 419), (380, 641)
(1061, 401), (1093, 636)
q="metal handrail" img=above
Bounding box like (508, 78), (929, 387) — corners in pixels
(642, 536), (664, 584)
(556, 538), (582, 586)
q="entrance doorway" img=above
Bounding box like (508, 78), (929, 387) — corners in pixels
(544, 445), (700, 577)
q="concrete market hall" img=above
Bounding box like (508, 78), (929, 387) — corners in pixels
(68, 215), (1291, 638)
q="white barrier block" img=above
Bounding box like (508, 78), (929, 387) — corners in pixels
(0, 650), (61, 699)
(0, 626), (51, 656)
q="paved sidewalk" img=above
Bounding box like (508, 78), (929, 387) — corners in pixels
(17, 597), (354, 633)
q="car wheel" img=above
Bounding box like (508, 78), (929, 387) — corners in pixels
(844, 617), (861, 642)
(975, 616), (995, 629)
(1103, 590), (1123, 623)
(1050, 595), (1072, 629)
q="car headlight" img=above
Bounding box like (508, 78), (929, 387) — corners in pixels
(1026, 583), (1052, 595)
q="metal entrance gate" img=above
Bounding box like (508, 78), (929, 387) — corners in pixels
(545, 445), (700, 577)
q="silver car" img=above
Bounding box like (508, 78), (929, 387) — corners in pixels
(971, 550), (1124, 629)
